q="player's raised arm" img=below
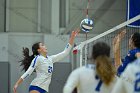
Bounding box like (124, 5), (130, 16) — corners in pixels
(51, 29), (80, 63)
(113, 30), (126, 69)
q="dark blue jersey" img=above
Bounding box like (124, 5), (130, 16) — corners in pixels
(117, 48), (140, 76)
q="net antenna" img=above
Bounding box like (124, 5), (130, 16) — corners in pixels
(84, 0), (91, 66)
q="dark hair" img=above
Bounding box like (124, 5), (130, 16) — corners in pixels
(132, 32), (140, 48)
(19, 42), (40, 71)
(92, 42), (116, 85)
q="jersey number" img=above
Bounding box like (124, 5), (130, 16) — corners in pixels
(135, 72), (140, 92)
(48, 66), (53, 73)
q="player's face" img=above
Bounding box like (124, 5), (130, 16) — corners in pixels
(38, 43), (47, 54)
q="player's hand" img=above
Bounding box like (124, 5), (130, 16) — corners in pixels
(113, 29), (126, 45)
(13, 84), (18, 93)
(69, 28), (80, 45)
(71, 28), (80, 38)
(113, 30), (126, 52)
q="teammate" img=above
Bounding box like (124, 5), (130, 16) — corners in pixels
(112, 58), (140, 93)
(113, 30), (140, 76)
(63, 42), (116, 93)
(13, 29), (79, 93)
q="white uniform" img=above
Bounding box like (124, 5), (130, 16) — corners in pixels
(21, 43), (72, 92)
(63, 64), (117, 93)
(112, 58), (140, 93)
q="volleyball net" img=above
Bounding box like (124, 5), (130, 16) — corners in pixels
(72, 15), (140, 68)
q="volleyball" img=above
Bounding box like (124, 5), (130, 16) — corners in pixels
(80, 18), (94, 32)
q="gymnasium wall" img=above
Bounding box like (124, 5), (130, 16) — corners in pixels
(7, 0), (126, 34)
(9, 0), (38, 32)
(0, 0), (5, 32)
(69, 0), (126, 34)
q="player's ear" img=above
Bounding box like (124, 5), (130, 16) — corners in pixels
(37, 48), (41, 53)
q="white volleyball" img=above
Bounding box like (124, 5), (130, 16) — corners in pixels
(80, 18), (94, 32)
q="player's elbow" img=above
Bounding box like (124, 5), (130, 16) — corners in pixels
(62, 50), (70, 57)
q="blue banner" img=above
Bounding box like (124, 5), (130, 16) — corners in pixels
(127, 0), (140, 28)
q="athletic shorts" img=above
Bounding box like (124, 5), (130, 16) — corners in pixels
(29, 85), (47, 93)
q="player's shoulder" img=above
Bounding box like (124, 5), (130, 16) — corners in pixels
(37, 55), (43, 59)
(124, 63), (134, 73)
(72, 64), (95, 73)
(129, 58), (140, 67)
(79, 64), (95, 73)
(129, 48), (140, 54)
(80, 64), (95, 71)
(123, 59), (140, 74)
(72, 66), (86, 72)
(32, 55), (43, 62)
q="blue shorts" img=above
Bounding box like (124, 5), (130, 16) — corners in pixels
(29, 85), (47, 93)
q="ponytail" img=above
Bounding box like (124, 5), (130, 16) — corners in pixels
(19, 47), (34, 71)
(96, 55), (116, 85)
(19, 42), (40, 71)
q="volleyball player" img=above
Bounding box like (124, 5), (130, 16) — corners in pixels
(13, 29), (79, 93)
(113, 30), (140, 76)
(112, 58), (140, 93)
(63, 42), (116, 93)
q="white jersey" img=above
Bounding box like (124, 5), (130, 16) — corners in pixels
(112, 58), (140, 93)
(63, 64), (117, 93)
(21, 43), (72, 92)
